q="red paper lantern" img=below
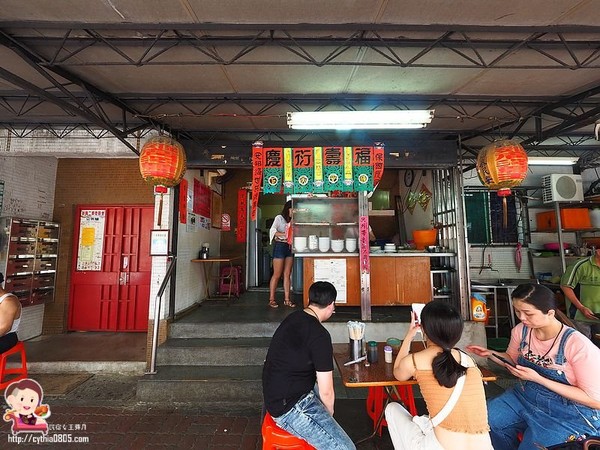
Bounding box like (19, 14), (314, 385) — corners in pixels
(139, 136), (187, 227)
(476, 140), (528, 197)
(476, 139), (528, 228)
(139, 136), (186, 188)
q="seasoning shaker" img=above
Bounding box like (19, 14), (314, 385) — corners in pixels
(384, 345), (393, 363)
(367, 341), (378, 364)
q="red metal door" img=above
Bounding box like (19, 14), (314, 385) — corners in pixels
(68, 205), (153, 331)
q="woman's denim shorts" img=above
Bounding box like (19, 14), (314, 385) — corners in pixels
(272, 241), (292, 259)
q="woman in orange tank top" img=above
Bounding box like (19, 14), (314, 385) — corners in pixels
(385, 300), (493, 450)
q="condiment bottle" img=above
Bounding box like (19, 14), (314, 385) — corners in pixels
(384, 345), (393, 363)
(367, 341), (378, 364)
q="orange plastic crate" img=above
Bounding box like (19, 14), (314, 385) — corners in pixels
(536, 208), (591, 231)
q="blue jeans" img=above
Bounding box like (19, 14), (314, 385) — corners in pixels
(274, 390), (355, 450)
(488, 383), (600, 450)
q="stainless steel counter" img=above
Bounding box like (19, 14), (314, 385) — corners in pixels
(294, 252), (455, 258)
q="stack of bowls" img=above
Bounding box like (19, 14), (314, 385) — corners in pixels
(384, 243), (396, 253)
(318, 236), (330, 252)
(294, 236), (307, 252)
(331, 239), (344, 252)
(345, 237), (357, 252)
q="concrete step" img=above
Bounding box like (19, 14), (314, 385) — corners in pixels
(136, 365), (264, 403)
(156, 337), (271, 366)
(169, 321), (278, 339)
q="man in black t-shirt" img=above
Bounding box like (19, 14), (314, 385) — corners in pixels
(262, 281), (355, 449)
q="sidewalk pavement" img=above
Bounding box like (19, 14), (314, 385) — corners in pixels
(1, 372), (402, 449)
(1, 371), (512, 449)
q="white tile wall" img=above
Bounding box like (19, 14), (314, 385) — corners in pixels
(148, 170), (222, 320)
(0, 155), (58, 339)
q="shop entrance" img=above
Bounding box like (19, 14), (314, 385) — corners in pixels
(68, 205), (153, 331)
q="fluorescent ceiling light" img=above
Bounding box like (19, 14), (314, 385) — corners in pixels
(287, 110), (434, 130)
(528, 156), (579, 166)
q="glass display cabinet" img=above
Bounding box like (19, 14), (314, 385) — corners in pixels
(291, 196), (358, 253)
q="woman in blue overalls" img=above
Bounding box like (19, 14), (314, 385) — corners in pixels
(468, 283), (600, 449)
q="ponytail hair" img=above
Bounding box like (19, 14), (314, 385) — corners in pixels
(421, 300), (467, 388)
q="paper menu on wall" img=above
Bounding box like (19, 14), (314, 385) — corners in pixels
(313, 259), (347, 303)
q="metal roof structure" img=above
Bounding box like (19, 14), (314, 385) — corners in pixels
(0, 1), (599, 166)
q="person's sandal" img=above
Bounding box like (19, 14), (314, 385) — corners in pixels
(269, 300), (279, 308)
(284, 300), (296, 308)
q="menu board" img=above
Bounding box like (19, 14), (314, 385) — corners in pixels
(313, 259), (347, 303)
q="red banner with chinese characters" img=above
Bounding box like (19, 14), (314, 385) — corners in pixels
(237, 189), (247, 243)
(193, 178), (211, 219)
(178, 178), (188, 224)
(253, 144), (385, 195)
(359, 215), (371, 274)
(251, 142), (264, 220)
(373, 142), (385, 186)
(262, 147), (283, 194)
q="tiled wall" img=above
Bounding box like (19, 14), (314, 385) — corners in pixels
(50, 158), (154, 333)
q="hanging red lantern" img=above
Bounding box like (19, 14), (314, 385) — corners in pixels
(139, 136), (187, 227)
(476, 139), (528, 227)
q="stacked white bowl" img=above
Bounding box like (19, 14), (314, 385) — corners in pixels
(308, 235), (318, 251)
(294, 236), (307, 252)
(331, 239), (344, 252)
(345, 237), (357, 252)
(384, 243), (396, 253)
(318, 236), (330, 252)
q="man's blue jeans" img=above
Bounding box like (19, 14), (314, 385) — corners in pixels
(274, 390), (356, 450)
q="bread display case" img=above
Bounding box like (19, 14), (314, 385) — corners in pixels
(0, 217), (59, 307)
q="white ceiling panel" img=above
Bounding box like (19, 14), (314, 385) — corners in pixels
(0, 1), (598, 160)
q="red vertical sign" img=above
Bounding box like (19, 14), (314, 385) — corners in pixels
(373, 142), (385, 186)
(251, 142), (264, 220)
(178, 178), (188, 224)
(237, 189), (247, 243)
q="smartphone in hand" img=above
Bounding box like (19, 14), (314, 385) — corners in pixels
(411, 303), (426, 334)
(491, 353), (516, 368)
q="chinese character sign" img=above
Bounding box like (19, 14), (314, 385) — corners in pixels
(352, 146), (373, 191)
(251, 142), (264, 220)
(323, 146), (344, 191)
(252, 144), (385, 196)
(293, 147), (314, 194)
(262, 147), (283, 194)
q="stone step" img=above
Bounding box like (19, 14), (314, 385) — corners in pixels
(169, 321), (279, 339)
(137, 365), (264, 404)
(156, 337), (271, 366)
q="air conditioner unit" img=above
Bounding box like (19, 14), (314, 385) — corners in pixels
(542, 174), (584, 202)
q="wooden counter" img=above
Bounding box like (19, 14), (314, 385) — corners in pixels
(302, 254), (431, 306)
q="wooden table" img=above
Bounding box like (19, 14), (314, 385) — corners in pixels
(191, 255), (243, 302)
(333, 342), (497, 443)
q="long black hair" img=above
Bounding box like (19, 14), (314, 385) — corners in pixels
(421, 300), (467, 388)
(281, 200), (292, 223)
(511, 283), (575, 327)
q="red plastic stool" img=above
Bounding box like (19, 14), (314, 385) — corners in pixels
(261, 412), (315, 449)
(366, 385), (417, 436)
(218, 265), (240, 297)
(0, 341), (28, 390)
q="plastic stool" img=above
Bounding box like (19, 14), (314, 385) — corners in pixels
(218, 265), (240, 297)
(262, 412), (315, 449)
(366, 385), (417, 436)
(0, 341), (28, 390)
